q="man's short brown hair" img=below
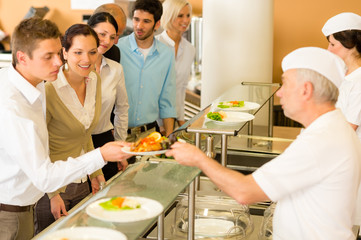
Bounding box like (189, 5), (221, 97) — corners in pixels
(11, 18), (61, 65)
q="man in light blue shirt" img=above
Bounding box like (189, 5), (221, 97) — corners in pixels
(117, 0), (176, 138)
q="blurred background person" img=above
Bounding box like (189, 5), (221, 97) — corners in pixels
(93, 3), (127, 62)
(117, 0), (176, 140)
(322, 11), (361, 233)
(35, 24), (105, 234)
(157, 0), (195, 127)
(88, 12), (129, 181)
(0, 28), (9, 51)
(322, 12), (361, 135)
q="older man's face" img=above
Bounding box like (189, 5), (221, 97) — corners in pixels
(277, 69), (305, 121)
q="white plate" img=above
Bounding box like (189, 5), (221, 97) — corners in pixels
(86, 196), (164, 222)
(215, 101), (260, 111)
(42, 226), (127, 240)
(206, 112), (255, 125)
(195, 218), (236, 237)
(121, 146), (167, 156)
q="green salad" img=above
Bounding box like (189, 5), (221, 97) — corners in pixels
(207, 112), (223, 121)
(217, 100), (245, 108)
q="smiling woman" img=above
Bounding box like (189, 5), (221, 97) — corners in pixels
(87, 12), (129, 181)
(156, 0), (195, 127)
(34, 24), (105, 234)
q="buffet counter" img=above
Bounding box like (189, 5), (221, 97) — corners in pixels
(33, 82), (281, 240)
(33, 161), (201, 240)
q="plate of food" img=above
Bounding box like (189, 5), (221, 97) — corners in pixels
(122, 132), (170, 155)
(206, 111), (255, 125)
(86, 196), (164, 222)
(41, 226), (127, 240)
(215, 100), (260, 111)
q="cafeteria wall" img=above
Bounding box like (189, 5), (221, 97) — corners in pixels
(1, 0), (361, 83)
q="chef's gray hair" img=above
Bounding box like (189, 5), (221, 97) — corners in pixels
(296, 68), (339, 105)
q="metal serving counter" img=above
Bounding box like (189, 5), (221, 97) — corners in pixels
(33, 161), (201, 240)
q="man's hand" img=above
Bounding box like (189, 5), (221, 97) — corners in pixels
(50, 194), (68, 220)
(162, 118), (175, 137)
(165, 142), (208, 167)
(100, 141), (133, 162)
(91, 174), (106, 194)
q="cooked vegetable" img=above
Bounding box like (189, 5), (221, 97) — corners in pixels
(131, 132), (165, 152)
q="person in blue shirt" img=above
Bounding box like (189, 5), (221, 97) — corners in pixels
(117, 0), (176, 140)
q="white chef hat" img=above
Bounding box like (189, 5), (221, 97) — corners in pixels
(322, 12), (361, 36)
(282, 47), (346, 88)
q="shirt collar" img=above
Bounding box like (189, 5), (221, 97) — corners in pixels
(53, 66), (71, 89)
(160, 31), (175, 47)
(54, 66), (97, 88)
(159, 31), (184, 55)
(100, 55), (109, 69)
(8, 64), (43, 105)
(129, 32), (159, 56)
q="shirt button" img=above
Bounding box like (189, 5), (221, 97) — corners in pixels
(140, 85), (143, 88)
(139, 101), (141, 104)
(137, 118), (140, 121)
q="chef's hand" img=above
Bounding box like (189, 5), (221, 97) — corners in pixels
(100, 141), (132, 162)
(118, 159), (128, 171)
(50, 194), (68, 220)
(91, 175), (105, 194)
(165, 142), (208, 168)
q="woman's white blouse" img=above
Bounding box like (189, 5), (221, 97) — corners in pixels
(336, 67), (361, 140)
(156, 31), (195, 121)
(92, 56), (129, 141)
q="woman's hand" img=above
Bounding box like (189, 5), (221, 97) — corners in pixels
(118, 159), (128, 171)
(91, 174), (106, 194)
(50, 194), (68, 220)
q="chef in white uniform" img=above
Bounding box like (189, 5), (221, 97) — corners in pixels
(166, 47), (361, 240)
(322, 12), (361, 233)
(322, 12), (361, 138)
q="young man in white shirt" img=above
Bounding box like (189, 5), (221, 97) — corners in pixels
(0, 18), (131, 240)
(166, 47), (361, 240)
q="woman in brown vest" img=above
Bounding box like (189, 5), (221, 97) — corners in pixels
(34, 24), (104, 234)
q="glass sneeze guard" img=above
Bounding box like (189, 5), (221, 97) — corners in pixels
(186, 82), (280, 136)
(184, 82), (280, 167)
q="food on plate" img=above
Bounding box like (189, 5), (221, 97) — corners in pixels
(207, 111), (227, 121)
(217, 100), (245, 108)
(99, 197), (141, 211)
(130, 131), (170, 152)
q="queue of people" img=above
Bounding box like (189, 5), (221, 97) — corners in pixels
(1, 0), (361, 239)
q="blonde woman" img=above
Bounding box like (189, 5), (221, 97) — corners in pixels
(156, 0), (195, 127)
